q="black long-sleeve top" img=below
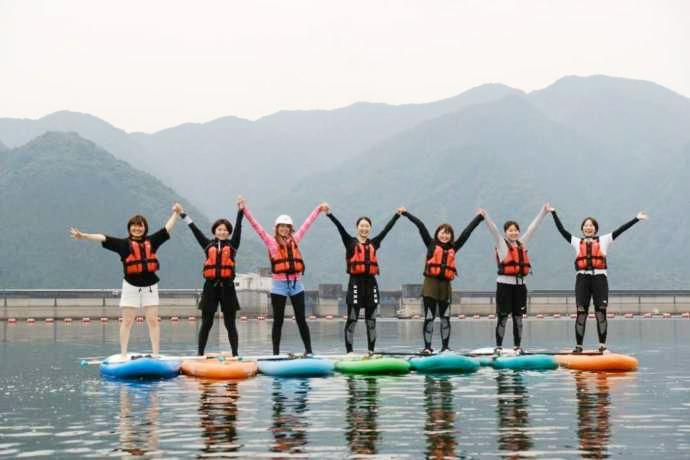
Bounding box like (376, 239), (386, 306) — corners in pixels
(403, 211), (484, 256)
(187, 209), (243, 253)
(327, 212), (400, 261)
(551, 210), (640, 275)
(551, 211), (638, 243)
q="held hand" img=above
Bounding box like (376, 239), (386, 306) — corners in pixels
(396, 206), (406, 215)
(545, 203), (555, 213)
(172, 202), (183, 215)
(319, 202), (330, 213)
(69, 227), (82, 240)
(637, 211), (649, 221)
(237, 196), (246, 209)
(477, 208), (487, 217)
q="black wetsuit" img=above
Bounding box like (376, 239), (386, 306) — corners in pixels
(185, 210), (243, 356)
(552, 212), (639, 347)
(328, 212), (400, 353)
(403, 211), (483, 351)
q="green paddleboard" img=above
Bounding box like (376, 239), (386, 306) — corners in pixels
(335, 357), (411, 375)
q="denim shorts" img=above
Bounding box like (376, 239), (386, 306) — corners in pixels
(271, 280), (305, 297)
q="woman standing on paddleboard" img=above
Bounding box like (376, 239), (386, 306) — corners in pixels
(401, 209), (484, 354)
(69, 203), (182, 359)
(243, 198), (328, 356)
(479, 204), (551, 355)
(325, 205), (403, 354)
(179, 198), (244, 357)
(550, 207), (648, 353)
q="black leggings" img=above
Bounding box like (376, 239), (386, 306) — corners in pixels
(271, 292), (312, 355)
(422, 297), (450, 351)
(575, 274), (609, 346)
(495, 283), (527, 348)
(344, 303), (377, 353)
(198, 284), (239, 356)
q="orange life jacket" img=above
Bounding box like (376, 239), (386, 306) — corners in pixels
(124, 239), (159, 275)
(203, 241), (236, 280)
(270, 238), (305, 275)
(347, 241), (379, 275)
(497, 240), (530, 277)
(575, 238), (607, 271)
(424, 244), (457, 281)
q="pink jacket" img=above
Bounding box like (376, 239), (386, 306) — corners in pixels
(243, 205), (322, 281)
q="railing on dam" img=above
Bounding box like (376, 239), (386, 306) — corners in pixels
(2, 287), (690, 319)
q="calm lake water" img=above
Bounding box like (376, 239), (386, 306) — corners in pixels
(1, 318), (690, 459)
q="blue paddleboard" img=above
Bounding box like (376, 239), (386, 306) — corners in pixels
(257, 358), (335, 377)
(100, 353), (181, 379)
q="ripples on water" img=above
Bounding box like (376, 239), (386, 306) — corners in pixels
(1, 319), (690, 458)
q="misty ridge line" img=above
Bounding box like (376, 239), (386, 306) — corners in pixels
(1, 73), (689, 289)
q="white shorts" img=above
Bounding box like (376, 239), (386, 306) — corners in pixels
(119, 280), (160, 308)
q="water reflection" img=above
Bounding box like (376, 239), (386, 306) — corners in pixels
(197, 381), (240, 455)
(496, 371), (532, 458)
(270, 378), (310, 455)
(345, 376), (380, 455)
(575, 372), (613, 459)
(423, 375), (457, 459)
(115, 382), (160, 457)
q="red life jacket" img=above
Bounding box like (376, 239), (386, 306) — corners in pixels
(347, 241), (379, 275)
(424, 243), (457, 281)
(203, 241), (236, 280)
(124, 239), (159, 275)
(270, 238), (305, 275)
(497, 240), (530, 277)
(575, 238), (607, 271)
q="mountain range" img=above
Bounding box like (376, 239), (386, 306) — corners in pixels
(1, 75), (688, 289)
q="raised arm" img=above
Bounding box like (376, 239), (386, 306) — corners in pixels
(550, 210), (572, 243)
(69, 227), (106, 242)
(402, 210), (432, 246)
(520, 203), (549, 243)
(164, 203), (182, 233)
(478, 208), (502, 246)
(611, 212), (647, 240)
(293, 203), (325, 243)
(242, 202), (275, 249)
(326, 211), (353, 247)
(454, 212), (484, 250)
(371, 210), (402, 247)
(180, 205), (211, 250)
(230, 207), (244, 249)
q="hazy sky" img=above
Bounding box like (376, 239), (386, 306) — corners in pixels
(2, 0), (688, 133)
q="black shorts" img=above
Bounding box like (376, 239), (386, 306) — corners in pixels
(346, 275), (379, 307)
(575, 273), (608, 312)
(496, 283), (527, 316)
(198, 280), (240, 313)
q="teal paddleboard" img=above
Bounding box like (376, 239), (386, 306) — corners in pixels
(409, 352), (480, 373)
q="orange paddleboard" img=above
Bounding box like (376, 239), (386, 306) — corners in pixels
(181, 359), (258, 379)
(556, 353), (638, 371)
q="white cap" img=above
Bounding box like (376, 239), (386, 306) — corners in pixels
(274, 214), (294, 227)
